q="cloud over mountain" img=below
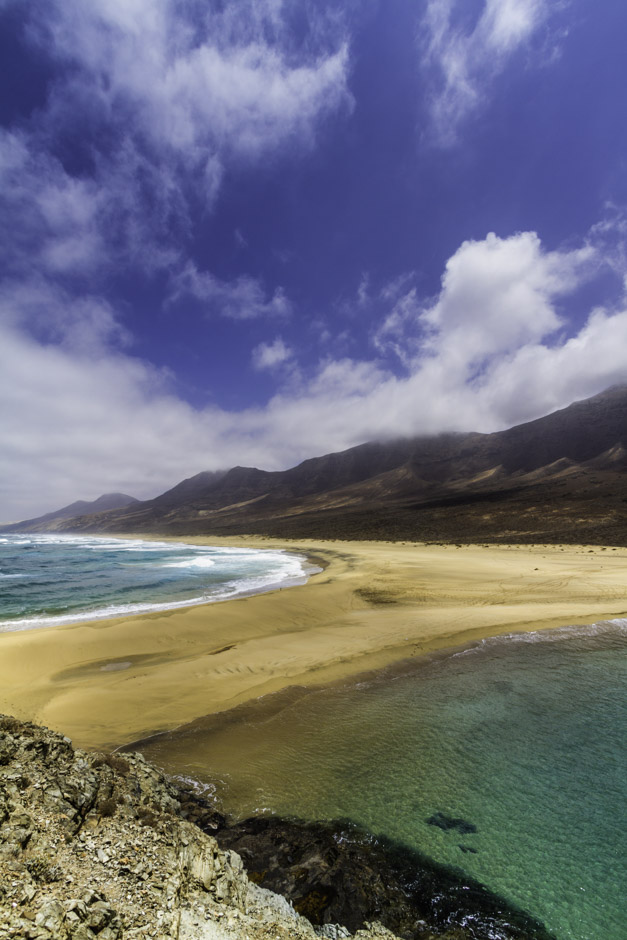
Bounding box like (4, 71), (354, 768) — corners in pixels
(3, 228), (627, 520)
(1, 0), (626, 520)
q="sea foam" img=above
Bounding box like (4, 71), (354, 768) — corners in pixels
(0, 533), (313, 631)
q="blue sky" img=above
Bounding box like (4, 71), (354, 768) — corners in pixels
(2, 0), (627, 519)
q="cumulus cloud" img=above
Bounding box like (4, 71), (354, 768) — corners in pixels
(419, 231), (596, 363)
(0, 130), (108, 279)
(375, 232), (596, 369)
(357, 273), (370, 307)
(374, 288), (421, 365)
(472, 307), (627, 424)
(252, 338), (294, 370)
(589, 206), (627, 289)
(3, 229), (627, 522)
(420, 0), (554, 144)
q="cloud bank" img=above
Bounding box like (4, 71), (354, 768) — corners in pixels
(3, 229), (627, 521)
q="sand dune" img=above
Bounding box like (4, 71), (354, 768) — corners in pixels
(1, 536), (626, 750)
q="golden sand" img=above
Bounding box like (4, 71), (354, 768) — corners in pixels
(1, 536), (626, 750)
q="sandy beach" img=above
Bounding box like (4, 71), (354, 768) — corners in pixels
(1, 536), (626, 751)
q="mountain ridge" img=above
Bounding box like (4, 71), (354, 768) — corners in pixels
(0, 492), (139, 533)
(5, 386), (627, 544)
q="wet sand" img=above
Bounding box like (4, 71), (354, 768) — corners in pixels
(1, 536), (626, 750)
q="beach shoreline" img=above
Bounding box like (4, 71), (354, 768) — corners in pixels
(1, 534), (626, 751)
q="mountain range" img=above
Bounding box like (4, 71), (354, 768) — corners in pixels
(4, 386), (627, 544)
(1, 493), (139, 533)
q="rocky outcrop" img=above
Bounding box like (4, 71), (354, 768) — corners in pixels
(156, 771), (555, 940)
(0, 715), (399, 940)
(193, 815), (555, 940)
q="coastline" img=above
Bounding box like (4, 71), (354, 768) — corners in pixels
(1, 535), (627, 750)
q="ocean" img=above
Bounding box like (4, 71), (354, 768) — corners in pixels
(138, 620), (627, 940)
(0, 533), (311, 630)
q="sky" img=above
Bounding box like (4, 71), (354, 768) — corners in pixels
(2, 0), (627, 520)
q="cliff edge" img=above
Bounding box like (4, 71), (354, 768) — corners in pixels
(0, 715), (397, 940)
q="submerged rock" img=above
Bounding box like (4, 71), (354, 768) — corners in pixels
(426, 812), (478, 835)
(205, 814), (555, 940)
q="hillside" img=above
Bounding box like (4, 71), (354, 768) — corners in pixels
(1, 493), (139, 533)
(7, 387), (627, 544)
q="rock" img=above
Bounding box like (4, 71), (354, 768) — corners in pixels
(34, 899), (65, 932)
(210, 814), (554, 940)
(354, 928), (401, 940)
(426, 811), (478, 835)
(71, 925), (95, 939)
(0, 714), (406, 940)
(317, 925), (351, 938)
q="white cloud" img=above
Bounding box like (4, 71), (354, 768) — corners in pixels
(473, 307), (627, 424)
(168, 262), (291, 320)
(420, 0), (553, 144)
(589, 206), (627, 290)
(0, 128), (189, 285)
(419, 231), (596, 364)
(357, 273), (370, 307)
(0, 278), (130, 354)
(42, 0), (352, 162)
(2, 229), (627, 522)
(379, 271), (416, 303)
(252, 338), (293, 371)
(0, 130), (107, 279)
(374, 231), (596, 369)
(0, 1), (351, 290)
(374, 287), (421, 364)
(234, 229), (248, 250)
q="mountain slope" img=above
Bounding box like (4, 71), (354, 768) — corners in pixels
(0, 493), (139, 533)
(8, 386), (627, 544)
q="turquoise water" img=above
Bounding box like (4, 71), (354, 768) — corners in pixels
(0, 533), (311, 630)
(140, 621), (627, 940)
